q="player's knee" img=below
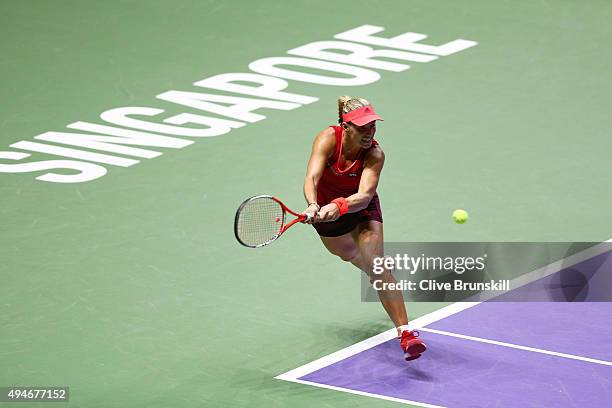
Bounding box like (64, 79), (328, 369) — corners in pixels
(337, 248), (360, 263)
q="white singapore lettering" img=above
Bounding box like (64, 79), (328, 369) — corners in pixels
(334, 24), (477, 56)
(0, 151), (107, 183)
(0, 25), (477, 183)
(9, 141), (139, 167)
(99, 107), (244, 137)
(155, 91), (300, 123)
(288, 40), (437, 72)
(34, 131), (164, 159)
(249, 56), (380, 86)
(194, 73), (318, 104)
(71, 115), (243, 141)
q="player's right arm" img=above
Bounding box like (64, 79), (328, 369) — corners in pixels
(302, 127), (335, 223)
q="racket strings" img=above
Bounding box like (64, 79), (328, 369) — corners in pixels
(236, 197), (284, 247)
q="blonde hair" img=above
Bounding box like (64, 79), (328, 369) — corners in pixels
(337, 95), (371, 124)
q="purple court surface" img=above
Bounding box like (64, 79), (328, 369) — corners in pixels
(280, 249), (612, 407)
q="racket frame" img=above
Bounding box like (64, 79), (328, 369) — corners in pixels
(234, 195), (309, 248)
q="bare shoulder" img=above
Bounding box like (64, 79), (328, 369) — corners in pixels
(364, 144), (385, 167)
(314, 126), (336, 144)
(312, 126), (336, 157)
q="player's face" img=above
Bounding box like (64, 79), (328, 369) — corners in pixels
(350, 121), (377, 148)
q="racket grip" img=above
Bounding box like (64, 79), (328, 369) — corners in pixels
(303, 213), (313, 222)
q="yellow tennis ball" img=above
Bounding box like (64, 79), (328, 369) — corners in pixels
(452, 209), (468, 224)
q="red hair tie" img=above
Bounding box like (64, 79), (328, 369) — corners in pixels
(331, 197), (349, 215)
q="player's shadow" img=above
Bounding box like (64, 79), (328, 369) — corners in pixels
(546, 242), (609, 302)
(400, 363), (435, 382)
(320, 321), (391, 344)
(546, 267), (591, 302)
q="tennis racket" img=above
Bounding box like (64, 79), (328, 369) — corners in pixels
(234, 195), (313, 248)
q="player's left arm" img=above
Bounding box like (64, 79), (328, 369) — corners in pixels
(347, 146), (385, 212)
(317, 146), (384, 222)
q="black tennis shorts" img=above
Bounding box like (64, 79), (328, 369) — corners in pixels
(313, 194), (383, 237)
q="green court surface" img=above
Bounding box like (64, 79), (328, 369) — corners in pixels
(1, 1), (612, 407)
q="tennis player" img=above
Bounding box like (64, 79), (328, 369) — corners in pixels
(302, 96), (426, 361)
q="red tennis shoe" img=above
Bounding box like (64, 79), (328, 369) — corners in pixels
(400, 330), (427, 361)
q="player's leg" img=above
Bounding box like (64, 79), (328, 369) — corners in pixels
(318, 220), (426, 360)
(320, 223), (407, 330)
(320, 225), (407, 329)
(352, 220), (427, 360)
(350, 220), (408, 331)
(320, 233), (368, 272)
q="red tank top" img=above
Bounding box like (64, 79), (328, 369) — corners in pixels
(316, 125), (379, 206)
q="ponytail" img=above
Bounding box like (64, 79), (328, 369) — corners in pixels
(337, 95), (351, 124)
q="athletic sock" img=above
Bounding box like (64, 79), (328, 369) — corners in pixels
(397, 324), (411, 337)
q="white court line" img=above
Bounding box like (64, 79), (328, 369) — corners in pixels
(466, 240), (612, 302)
(275, 301), (480, 382)
(276, 240), (612, 404)
(420, 327), (612, 367)
(275, 302), (480, 408)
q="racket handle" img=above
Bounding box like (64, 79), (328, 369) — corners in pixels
(303, 213), (313, 223)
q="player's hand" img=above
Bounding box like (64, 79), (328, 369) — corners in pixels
(302, 203), (320, 224)
(317, 203), (341, 223)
